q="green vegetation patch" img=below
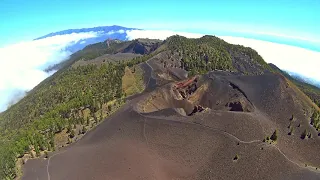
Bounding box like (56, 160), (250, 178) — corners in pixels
(122, 66), (145, 96)
(311, 111), (320, 130)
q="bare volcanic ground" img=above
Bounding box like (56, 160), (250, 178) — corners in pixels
(22, 71), (320, 180)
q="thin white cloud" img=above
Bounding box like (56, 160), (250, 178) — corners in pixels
(0, 32), (99, 112)
(118, 29), (125, 34)
(126, 29), (320, 83)
(106, 29), (126, 35)
(107, 31), (115, 35)
(126, 29), (203, 40)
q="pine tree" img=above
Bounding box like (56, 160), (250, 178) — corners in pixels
(288, 126), (294, 135)
(233, 154), (239, 161)
(100, 110), (103, 122)
(290, 114), (294, 121)
(270, 129), (278, 142)
(67, 123), (72, 133)
(35, 146), (40, 157)
(44, 151), (49, 158)
(86, 117), (90, 126)
(50, 136), (55, 151)
(48, 144), (52, 152)
(307, 131), (312, 138)
(82, 126), (87, 134)
(56, 122), (63, 133)
(30, 151), (35, 158)
(70, 129), (75, 138)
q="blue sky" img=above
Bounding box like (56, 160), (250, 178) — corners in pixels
(0, 0), (319, 50)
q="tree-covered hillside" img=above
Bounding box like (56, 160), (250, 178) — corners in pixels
(0, 63), (126, 178)
(0, 54), (151, 180)
(166, 35), (273, 75)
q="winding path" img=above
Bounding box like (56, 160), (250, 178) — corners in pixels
(138, 113), (319, 173)
(46, 151), (66, 180)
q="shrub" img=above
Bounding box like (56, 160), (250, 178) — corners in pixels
(288, 126), (294, 135)
(270, 130), (278, 141)
(44, 151), (49, 158)
(266, 136), (270, 141)
(307, 131), (312, 138)
(290, 115), (294, 121)
(301, 129), (307, 139)
(287, 122), (292, 128)
(233, 154), (239, 161)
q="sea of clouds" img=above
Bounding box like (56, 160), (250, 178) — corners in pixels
(0, 29), (319, 112)
(0, 32), (99, 112)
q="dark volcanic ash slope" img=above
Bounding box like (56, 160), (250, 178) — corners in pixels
(23, 70), (320, 180)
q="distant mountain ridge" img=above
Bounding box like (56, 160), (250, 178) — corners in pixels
(35, 25), (138, 53)
(34, 25), (137, 40)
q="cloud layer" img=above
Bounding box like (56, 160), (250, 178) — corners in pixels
(0, 32), (99, 112)
(126, 29), (203, 40)
(126, 29), (320, 83)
